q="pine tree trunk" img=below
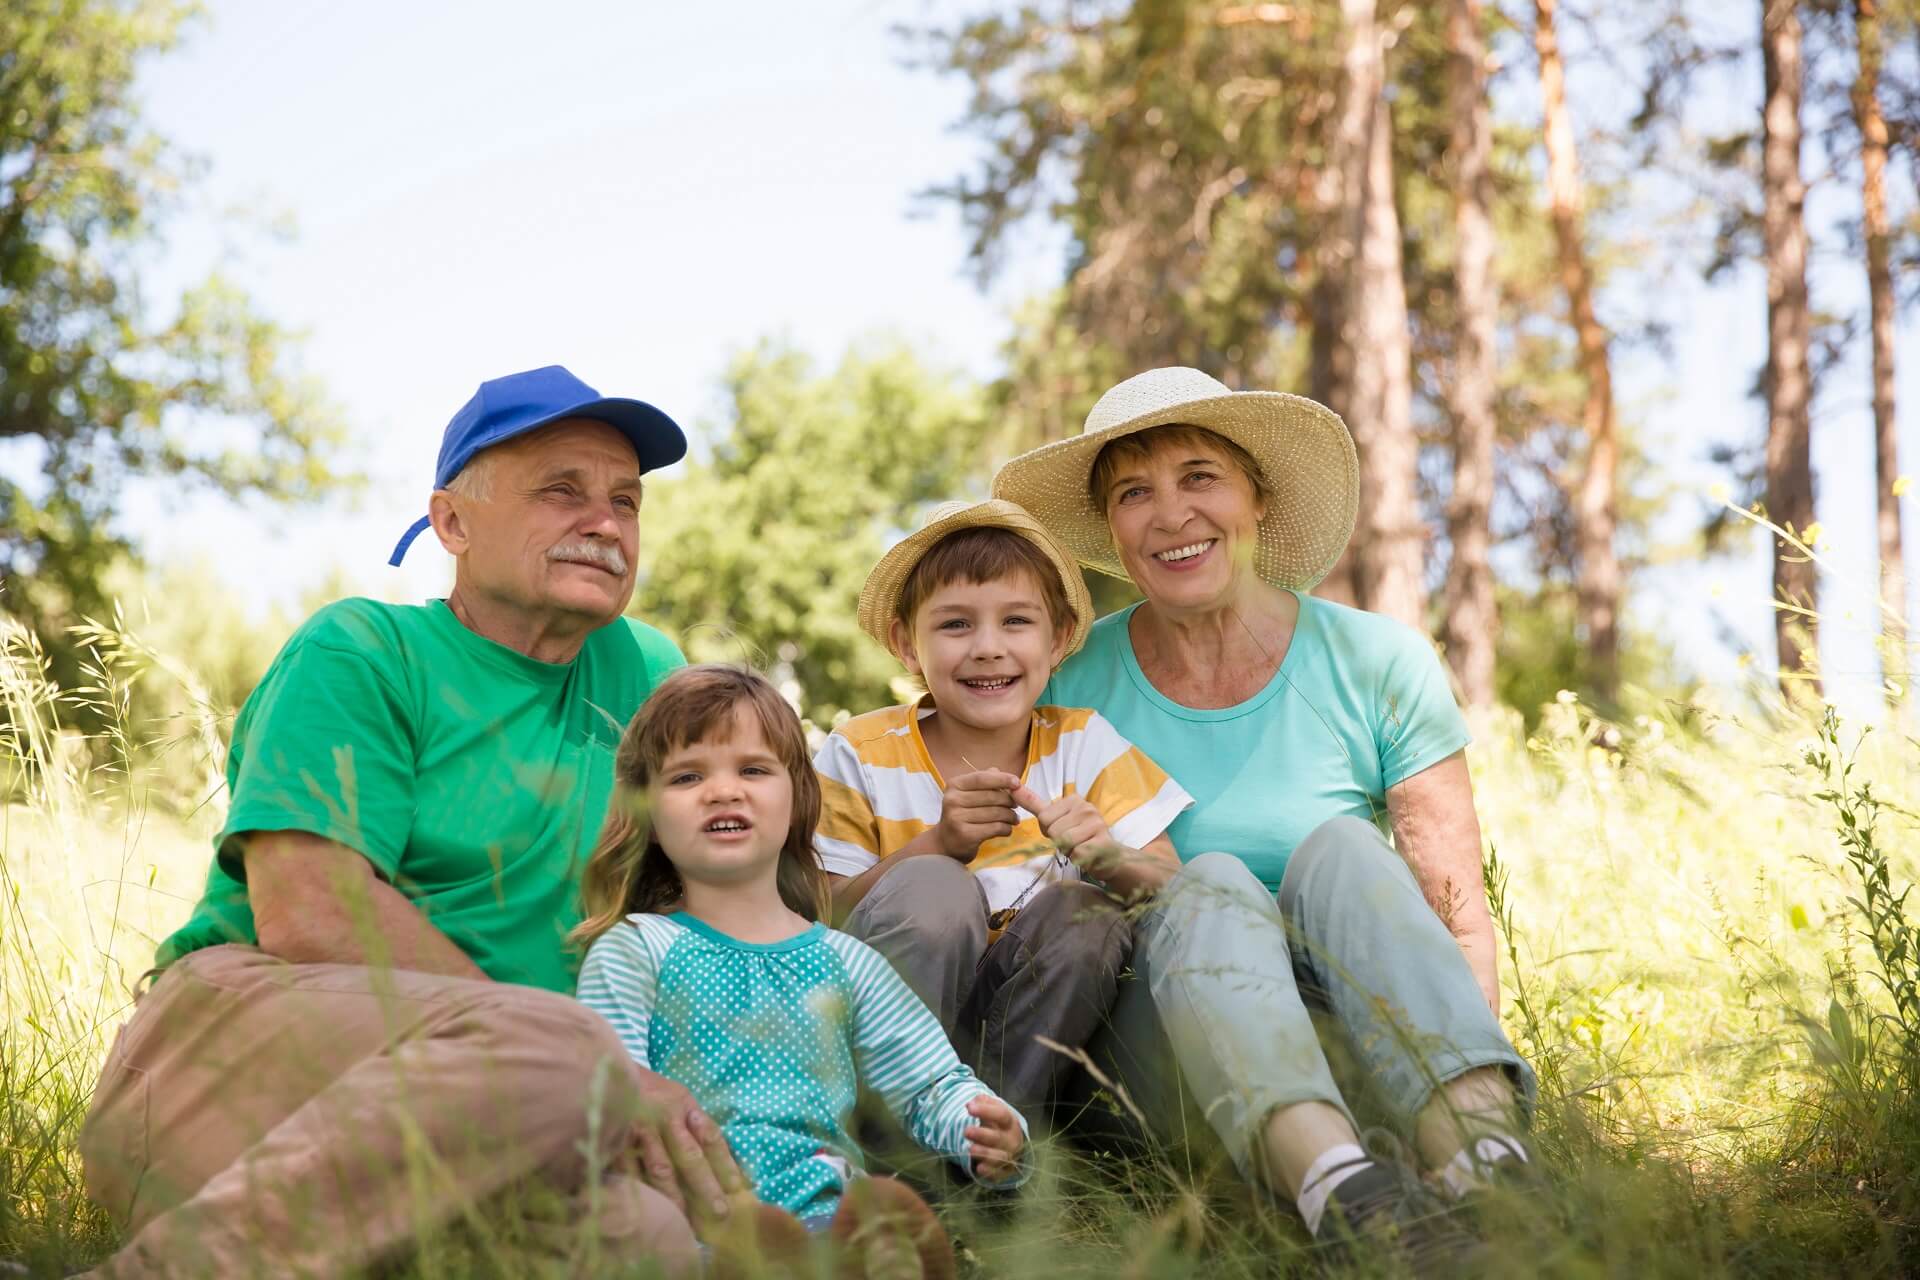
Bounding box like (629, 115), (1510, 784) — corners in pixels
(1534, 0), (1620, 703)
(1308, 0), (1375, 612)
(1854, 0), (1907, 708)
(1325, 0), (1425, 627)
(1443, 0), (1499, 708)
(1762, 0), (1819, 701)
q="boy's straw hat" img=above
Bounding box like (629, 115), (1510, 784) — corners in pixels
(991, 367), (1358, 590)
(858, 499), (1097, 659)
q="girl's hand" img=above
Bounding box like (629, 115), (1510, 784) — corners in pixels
(964, 1094), (1025, 1183)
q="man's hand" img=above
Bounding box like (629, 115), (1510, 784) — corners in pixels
(964, 1095), (1025, 1183)
(628, 1065), (745, 1224)
(934, 770), (1024, 857)
(1010, 785), (1114, 864)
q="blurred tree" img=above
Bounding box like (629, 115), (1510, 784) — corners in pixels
(0, 0), (345, 696)
(1318, 0), (1425, 626)
(1442, 0), (1499, 707)
(1761, 0), (1820, 701)
(1532, 0), (1622, 703)
(630, 342), (988, 726)
(1847, 0), (1908, 706)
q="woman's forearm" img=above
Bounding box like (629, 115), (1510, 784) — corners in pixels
(1384, 751), (1502, 1014)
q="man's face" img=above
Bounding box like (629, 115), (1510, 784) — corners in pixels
(445, 418), (644, 631)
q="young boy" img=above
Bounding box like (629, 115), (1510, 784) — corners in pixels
(813, 499), (1192, 1118)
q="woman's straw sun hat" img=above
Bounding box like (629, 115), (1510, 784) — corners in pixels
(858, 499), (1097, 660)
(990, 367), (1359, 591)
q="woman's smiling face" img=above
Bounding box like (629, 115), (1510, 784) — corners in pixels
(1101, 433), (1266, 615)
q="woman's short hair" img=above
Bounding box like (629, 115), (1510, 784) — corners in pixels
(1087, 423), (1272, 513)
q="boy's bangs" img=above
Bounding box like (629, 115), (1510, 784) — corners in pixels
(896, 527), (1074, 633)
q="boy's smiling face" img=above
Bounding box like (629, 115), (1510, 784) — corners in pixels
(892, 569), (1068, 736)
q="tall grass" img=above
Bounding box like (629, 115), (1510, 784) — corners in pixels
(2, 614), (1917, 1275)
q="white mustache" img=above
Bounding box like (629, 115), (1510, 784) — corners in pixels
(547, 540), (628, 576)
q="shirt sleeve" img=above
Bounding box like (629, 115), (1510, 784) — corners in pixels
(1376, 623), (1473, 788)
(575, 921), (660, 1067)
(831, 933), (1030, 1186)
(1070, 711), (1194, 850)
(215, 611), (419, 884)
(812, 731), (883, 878)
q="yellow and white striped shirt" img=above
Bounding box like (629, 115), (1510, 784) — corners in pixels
(813, 700), (1193, 913)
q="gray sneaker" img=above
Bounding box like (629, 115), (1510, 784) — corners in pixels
(1313, 1158), (1490, 1277)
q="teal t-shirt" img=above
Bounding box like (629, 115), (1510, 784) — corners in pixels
(154, 599), (686, 992)
(1044, 593), (1470, 891)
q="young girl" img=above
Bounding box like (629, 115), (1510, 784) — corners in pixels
(573, 664), (1027, 1278)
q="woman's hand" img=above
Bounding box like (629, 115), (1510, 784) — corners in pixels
(964, 1095), (1025, 1183)
(935, 769), (1024, 857)
(628, 1065), (745, 1223)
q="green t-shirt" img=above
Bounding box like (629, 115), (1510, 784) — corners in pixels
(155, 599), (685, 992)
(1044, 593), (1470, 891)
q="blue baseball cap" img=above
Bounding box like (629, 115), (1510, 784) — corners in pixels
(387, 364), (686, 565)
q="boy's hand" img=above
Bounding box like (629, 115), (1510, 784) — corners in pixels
(1011, 786), (1116, 865)
(935, 770), (1023, 857)
(964, 1095), (1025, 1183)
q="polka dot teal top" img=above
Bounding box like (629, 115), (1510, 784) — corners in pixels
(577, 912), (1026, 1218)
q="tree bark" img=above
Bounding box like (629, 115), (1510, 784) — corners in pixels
(1313, 0), (1425, 627)
(1762, 0), (1819, 701)
(1443, 0), (1499, 708)
(1534, 0), (1620, 703)
(1308, 0), (1374, 611)
(1853, 0), (1907, 708)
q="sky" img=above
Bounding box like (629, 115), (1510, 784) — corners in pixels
(106, 0), (1920, 720)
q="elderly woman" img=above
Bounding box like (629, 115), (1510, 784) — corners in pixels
(992, 367), (1536, 1249)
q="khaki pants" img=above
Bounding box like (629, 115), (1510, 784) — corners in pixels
(78, 945), (696, 1278)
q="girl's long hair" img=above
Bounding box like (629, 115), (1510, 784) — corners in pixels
(571, 664), (827, 948)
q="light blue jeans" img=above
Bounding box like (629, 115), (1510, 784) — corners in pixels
(1079, 816), (1536, 1177)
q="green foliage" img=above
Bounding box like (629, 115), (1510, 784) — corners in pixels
(1491, 584), (1677, 723)
(631, 341), (990, 725)
(0, 0), (347, 701)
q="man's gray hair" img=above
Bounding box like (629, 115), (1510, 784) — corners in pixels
(442, 448), (497, 501)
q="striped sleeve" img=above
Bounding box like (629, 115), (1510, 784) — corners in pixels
(825, 931), (1031, 1186)
(812, 730), (884, 877)
(575, 917), (674, 1067)
(1063, 710), (1194, 851)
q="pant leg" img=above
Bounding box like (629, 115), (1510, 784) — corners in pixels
(77, 944), (693, 1279)
(957, 881), (1132, 1114)
(1277, 816), (1538, 1125)
(1080, 853), (1354, 1178)
(843, 858), (989, 1026)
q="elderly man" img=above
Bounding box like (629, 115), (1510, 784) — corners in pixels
(76, 367), (738, 1277)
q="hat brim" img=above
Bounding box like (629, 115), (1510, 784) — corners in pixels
(990, 390), (1357, 592)
(857, 500), (1097, 661)
(518, 397), (688, 473)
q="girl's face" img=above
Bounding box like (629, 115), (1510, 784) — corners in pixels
(648, 704), (794, 890)
(1102, 439), (1265, 616)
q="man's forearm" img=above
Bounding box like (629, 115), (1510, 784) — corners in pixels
(264, 873), (486, 979)
(247, 831), (487, 980)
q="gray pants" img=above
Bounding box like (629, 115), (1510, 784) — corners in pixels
(844, 856), (1131, 1115)
(1080, 816), (1537, 1177)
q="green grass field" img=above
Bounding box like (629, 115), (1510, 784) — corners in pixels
(4, 618), (1917, 1277)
